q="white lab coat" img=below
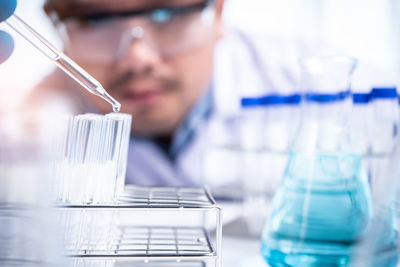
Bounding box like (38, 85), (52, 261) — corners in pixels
(125, 28), (310, 187)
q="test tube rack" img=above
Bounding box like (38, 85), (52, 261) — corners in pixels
(57, 185), (223, 267)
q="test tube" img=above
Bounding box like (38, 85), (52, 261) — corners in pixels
(52, 113), (131, 204)
(4, 14), (121, 112)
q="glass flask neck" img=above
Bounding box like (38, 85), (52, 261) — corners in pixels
(293, 98), (353, 154)
(292, 56), (358, 154)
(299, 56), (357, 95)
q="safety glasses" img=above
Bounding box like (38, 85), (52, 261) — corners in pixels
(52, 0), (217, 63)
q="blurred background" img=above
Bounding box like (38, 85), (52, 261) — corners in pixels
(0, 0), (399, 109)
(1, 1), (399, 266)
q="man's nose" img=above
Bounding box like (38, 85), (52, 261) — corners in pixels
(116, 26), (162, 74)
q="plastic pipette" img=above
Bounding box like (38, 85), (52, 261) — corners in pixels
(4, 14), (121, 112)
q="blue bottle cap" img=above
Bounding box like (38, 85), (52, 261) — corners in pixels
(286, 94), (302, 105)
(261, 95), (287, 105)
(261, 94), (302, 106)
(241, 93), (302, 107)
(241, 97), (263, 107)
(370, 87), (398, 100)
(305, 90), (351, 103)
(352, 93), (370, 104)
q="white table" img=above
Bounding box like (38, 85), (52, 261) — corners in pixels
(219, 202), (269, 267)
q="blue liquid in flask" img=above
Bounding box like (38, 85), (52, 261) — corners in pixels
(262, 152), (373, 266)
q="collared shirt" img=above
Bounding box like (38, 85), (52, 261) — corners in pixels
(126, 88), (214, 186)
(153, 87), (214, 161)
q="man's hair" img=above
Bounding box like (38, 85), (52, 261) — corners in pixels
(44, 0), (142, 20)
(43, 1), (71, 18)
(44, 0), (107, 20)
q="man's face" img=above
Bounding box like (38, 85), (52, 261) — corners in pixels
(46, 0), (224, 137)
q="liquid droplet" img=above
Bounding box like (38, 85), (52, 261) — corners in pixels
(113, 104), (121, 113)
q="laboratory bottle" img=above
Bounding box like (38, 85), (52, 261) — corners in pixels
(262, 94), (302, 197)
(240, 96), (268, 235)
(240, 94), (301, 235)
(262, 94), (302, 152)
(350, 93), (371, 155)
(240, 96), (266, 150)
(369, 87), (398, 155)
(261, 56), (376, 266)
(367, 88), (399, 225)
(240, 94), (302, 151)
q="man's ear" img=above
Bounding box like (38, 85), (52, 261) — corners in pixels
(43, 2), (52, 16)
(216, 0), (225, 16)
(215, 0), (225, 40)
(43, 2), (60, 22)
(43, 2), (61, 27)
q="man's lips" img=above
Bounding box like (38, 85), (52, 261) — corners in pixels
(120, 88), (164, 104)
(110, 78), (176, 105)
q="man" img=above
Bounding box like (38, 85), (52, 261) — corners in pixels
(32, 0), (304, 186)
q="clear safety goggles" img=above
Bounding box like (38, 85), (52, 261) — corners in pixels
(53, 0), (217, 63)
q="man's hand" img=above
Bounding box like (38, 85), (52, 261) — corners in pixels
(0, 0), (17, 63)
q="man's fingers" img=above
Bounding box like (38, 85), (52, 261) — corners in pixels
(0, 30), (14, 63)
(0, 0), (17, 21)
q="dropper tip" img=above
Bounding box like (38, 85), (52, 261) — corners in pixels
(97, 86), (121, 113)
(112, 103), (121, 113)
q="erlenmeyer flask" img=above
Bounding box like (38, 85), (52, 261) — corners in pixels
(261, 56), (374, 266)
